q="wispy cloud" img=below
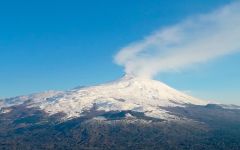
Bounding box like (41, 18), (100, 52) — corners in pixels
(115, 2), (240, 78)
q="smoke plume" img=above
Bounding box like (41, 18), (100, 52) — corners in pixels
(115, 2), (240, 78)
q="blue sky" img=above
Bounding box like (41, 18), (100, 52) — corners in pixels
(0, 0), (239, 104)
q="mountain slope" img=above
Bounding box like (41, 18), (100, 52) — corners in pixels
(1, 75), (207, 120)
(1, 75), (240, 150)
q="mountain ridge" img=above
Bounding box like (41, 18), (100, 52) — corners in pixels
(1, 75), (208, 120)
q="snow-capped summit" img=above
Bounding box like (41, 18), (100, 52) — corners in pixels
(0, 75), (208, 120)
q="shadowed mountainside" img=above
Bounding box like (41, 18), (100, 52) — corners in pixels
(0, 104), (240, 150)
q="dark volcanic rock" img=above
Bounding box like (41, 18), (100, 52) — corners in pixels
(0, 105), (240, 150)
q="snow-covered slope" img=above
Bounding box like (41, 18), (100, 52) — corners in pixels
(0, 91), (63, 109)
(0, 75), (208, 120)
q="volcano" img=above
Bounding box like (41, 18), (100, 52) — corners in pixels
(0, 75), (240, 150)
(1, 74), (207, 120)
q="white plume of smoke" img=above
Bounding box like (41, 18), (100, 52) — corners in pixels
(115, 2), (240, 78)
